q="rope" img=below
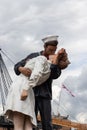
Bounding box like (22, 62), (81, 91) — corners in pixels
(0, 48), (15, 65)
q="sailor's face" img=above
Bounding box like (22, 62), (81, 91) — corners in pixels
(45, 45), (57, 55)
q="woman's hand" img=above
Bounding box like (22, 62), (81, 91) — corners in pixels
(20, 89), (28, 101)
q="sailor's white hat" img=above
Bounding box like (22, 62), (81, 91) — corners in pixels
(42, 35), (58, 44)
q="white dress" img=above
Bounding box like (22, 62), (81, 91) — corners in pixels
(4, 56), (51, 126)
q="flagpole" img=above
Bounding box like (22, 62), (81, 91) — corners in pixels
(57, 87), (62, 115)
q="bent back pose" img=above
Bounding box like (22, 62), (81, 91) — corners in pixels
(4, 50), (65, 130)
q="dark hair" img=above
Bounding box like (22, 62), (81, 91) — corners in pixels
(45, 40), (58, 47)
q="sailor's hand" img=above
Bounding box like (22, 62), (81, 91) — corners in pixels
(18, 67), (32, 77)
(20, 89), (28, 100)
(50, 48), (65, 64)
(58, 48), (71, 69)
(57, 48), (65, 59)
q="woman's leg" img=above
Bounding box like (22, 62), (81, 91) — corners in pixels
(13, 112), (25, 130)
(24, 116), (33, 130)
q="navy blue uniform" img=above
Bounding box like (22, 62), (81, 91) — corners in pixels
(14, 51), (61, 130)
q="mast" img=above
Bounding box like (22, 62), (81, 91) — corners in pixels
(0, 49), (12, 110)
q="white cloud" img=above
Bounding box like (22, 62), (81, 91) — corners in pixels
(76, 112), (87, 123)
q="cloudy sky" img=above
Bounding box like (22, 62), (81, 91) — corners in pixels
(0, 0), (87, 124)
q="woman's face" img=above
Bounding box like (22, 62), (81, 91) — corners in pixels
(49, 54), (57, 63)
